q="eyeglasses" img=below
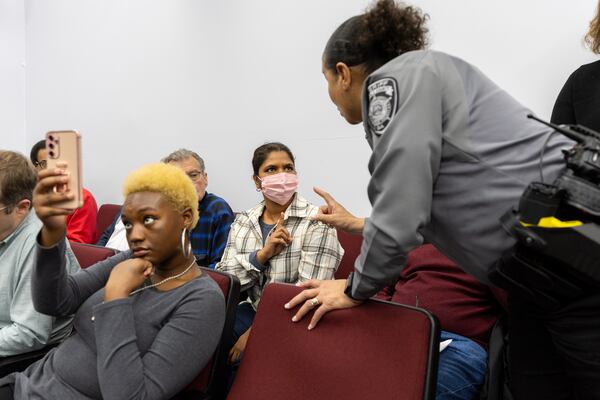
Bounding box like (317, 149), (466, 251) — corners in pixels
(34, 160), (47, 169)
(186, 170), (205, 182)
(0, 205), (10, 214)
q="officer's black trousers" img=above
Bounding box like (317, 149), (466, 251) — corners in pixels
(0, 385), (12, 400)
(508, 290), (600, 399)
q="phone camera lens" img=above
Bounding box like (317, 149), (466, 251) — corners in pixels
(48, 135), (54, 141)
(49, 150), (55, 158)
(48, 143), (54, 149)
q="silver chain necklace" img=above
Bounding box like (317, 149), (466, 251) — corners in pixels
(129, 258), (197, 296)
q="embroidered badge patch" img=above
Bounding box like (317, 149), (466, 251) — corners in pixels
(367, 78), (398, 135)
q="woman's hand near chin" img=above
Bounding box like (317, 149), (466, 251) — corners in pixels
(104, 259), (153, 301)
(256, 212), (292, 264)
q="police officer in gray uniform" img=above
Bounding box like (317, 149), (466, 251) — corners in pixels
(286, 1), (600, 399)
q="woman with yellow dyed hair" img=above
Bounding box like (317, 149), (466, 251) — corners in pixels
(0, 163), (226, 400)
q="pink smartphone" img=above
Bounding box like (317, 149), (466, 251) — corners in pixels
(45, 130), (83, 209)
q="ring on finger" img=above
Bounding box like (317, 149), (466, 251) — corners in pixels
(309, 297), (320, 307)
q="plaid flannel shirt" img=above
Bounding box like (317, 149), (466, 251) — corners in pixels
(216, 194), (344, 309)
(190, 192), (234, 269)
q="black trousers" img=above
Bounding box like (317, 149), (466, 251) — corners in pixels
(0, 385), (13, 400)
(506, 285), (600, 399)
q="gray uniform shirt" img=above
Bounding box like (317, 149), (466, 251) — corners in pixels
(0, 240), (225, 400)
(0, 210), (78, 356)
(348, 50), (573, 300)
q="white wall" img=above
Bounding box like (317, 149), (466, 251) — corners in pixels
(20, 0), (599, 215)
(0, 0), (26, 153)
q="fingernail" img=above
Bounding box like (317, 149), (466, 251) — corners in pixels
(308, 324), (314, 330)
(284, 303), (290, 309)
(291, 316), (297, 322)
(295, 282), (302, 286)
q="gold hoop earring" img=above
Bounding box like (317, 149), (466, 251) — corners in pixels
(180, 228), (192, 258)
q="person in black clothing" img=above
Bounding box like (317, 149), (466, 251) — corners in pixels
(551, 1), (600, 131)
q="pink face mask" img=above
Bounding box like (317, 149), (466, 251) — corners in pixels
(258, 173), (298, 205)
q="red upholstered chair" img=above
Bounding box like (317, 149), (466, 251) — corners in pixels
(69, 242), (118, 269)
(334, 230), (362, 279)
(227, 283), (440, 400)
(95, 203), (121, 240)
(173, 267), (240, 400)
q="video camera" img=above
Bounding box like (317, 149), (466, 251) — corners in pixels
(497, 115), (600, 300)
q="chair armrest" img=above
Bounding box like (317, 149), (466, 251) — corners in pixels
(0, 345), (57, 377)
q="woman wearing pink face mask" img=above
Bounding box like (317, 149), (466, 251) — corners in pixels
(216, 142), (344, 372)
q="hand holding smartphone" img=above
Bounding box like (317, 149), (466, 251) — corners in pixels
(45, 130), (83, 209)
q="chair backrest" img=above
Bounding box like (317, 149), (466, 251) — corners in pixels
(96, 203), (121, 240)
(334, 230), (362, 279)
(175, 268), (240, 399)
(69, 242), (118, 269)
(228, 283), (440, 400)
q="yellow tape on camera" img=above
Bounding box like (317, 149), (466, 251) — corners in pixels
(520, 216), (583, 228)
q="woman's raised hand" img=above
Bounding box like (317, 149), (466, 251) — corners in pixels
(33, 163), (74, 247)
(256, 212), (292, 264)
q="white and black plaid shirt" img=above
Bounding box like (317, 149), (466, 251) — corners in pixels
(216, 195), (344, 309)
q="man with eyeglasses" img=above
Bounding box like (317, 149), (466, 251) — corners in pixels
(0, 150), (79, 356)
(97, 149), (234, 268)
(29, 140), (98, 244)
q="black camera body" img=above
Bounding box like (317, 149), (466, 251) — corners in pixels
(491, 116), (600, 309)
(519, 119), (600, 224)
(553, 123), (600, 217)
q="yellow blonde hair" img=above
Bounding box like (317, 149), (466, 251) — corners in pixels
(123, 163), (199, 228)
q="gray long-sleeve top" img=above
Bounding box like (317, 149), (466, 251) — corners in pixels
(0, 211), (78, 356)
(0, 239), (225, 400)
(347, 50), (573, 300)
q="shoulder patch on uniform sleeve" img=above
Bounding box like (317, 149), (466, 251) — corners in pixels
(367, 77), (398, 136)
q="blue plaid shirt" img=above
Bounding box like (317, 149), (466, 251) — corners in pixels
(191, 192), (234, 269)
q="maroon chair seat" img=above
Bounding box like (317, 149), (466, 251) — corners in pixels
(331, 233), (504, 348)
(69, 242), (118, 268)
(173, 268), (240, 400)
(334, 229), (362, 279)
(228, 283), (440, 400)
(376, 244), (504, 348)
(95, 203), (121, 240)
